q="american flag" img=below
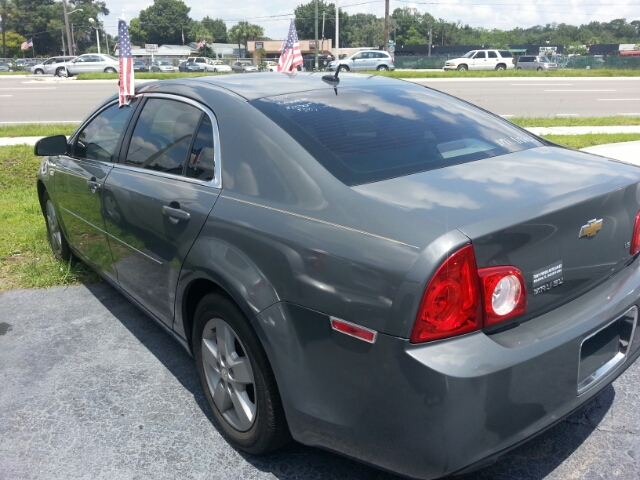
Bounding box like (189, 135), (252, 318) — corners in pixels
(197, 37), (206, 50)
(21, 38), (33, 51)
(118, 19), (134, 107)
(277, 20), (303, 72)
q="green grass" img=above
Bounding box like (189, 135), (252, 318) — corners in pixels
(511, 116), (640, 127)
(76, 71), (230, 80)
(378, 68), (640, 78)
(0, 144), (100, 291)
(0, 124), (78, 138)
(541, 133), (640, 149)
(1, 123), (639, 291)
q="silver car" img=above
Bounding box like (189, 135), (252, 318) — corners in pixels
(56, 54), (119, 77)
(516, 55), (559, 71)
(30, 56), (76, 75)
(231, 61), (258, 73)
(150, 59), (176, 73)
(327, 50), (395, 72)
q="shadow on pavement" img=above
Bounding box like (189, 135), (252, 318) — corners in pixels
(86, 282), (614, 480)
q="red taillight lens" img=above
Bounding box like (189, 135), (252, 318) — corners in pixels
(478, 266), (527, 326)
(631, 211), (640, 255)
(410, 245), (482, 343)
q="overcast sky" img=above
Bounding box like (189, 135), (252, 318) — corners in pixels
(101, 0), (640, 41)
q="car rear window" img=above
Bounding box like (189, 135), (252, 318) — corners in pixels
(498, 50), (513, 58)
(252, 85), (544, 185)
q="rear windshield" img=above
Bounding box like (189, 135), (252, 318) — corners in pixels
(252, 85), (544, 185)
(498, 50), (513, 57)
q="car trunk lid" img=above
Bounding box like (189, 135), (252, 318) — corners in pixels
(353, 146), (640, 322)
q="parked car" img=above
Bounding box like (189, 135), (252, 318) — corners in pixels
(34, 73), (640, 480)
(231, 60), (258, 73)
(443, 49), (515, 71)
(208, 60), (231, 73)
(30, 56), (76, 75)
(327, 50), (394, 72)
(301, 53), (334, 71)
(133, 60), (149, 73)
(55, 54), (119, 77)
(178, 61), (204, 72)
(0, 61), (11, 72)
(516, 55), (559, 71)
(150, 59), (175, 73)
(263, 60), (278, 72)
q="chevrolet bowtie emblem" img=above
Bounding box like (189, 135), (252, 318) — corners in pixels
(579, 218), (603, 238)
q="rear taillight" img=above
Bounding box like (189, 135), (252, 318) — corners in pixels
(478, 266), (526, 326)
(631, 211), (640, 255)
(411, 245), (527, 343)
(410, 245), (482, 343)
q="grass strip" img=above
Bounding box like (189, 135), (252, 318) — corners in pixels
(541, 133), (640, 149)
(511, 116), (640, 127)
(0, 124), (78, 138)
(378, 68), (640, 78)
(0, 145), (100, 291)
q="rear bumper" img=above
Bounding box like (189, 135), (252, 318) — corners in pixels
(252, 257), (640, 479)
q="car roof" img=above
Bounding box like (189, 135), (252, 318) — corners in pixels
(169, 71), (405, 101)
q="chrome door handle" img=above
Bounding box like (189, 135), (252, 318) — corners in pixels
(163, 205), (191, 223)
(87, 177), (101, 193)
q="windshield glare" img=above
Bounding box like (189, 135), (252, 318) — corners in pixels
(462, 51), (476, 58)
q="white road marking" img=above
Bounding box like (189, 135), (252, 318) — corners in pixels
(0, 87), (56, 90)
(499, 115), (515, 118)
(512, 84), (573, 86)
(555, 114), (579, 116)
(598, 98), (640, 101)
(0, 95), (12, 97)
(545, 89), (616, 92)
(618, 113), (640, 115)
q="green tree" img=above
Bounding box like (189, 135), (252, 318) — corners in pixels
(137, 0), (191, 45)
(202, 16), (226, 43)
(294, 1), (349, 46)
(228, 21), (263, 56)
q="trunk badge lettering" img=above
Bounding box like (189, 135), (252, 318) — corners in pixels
(579, 219), (603, 238)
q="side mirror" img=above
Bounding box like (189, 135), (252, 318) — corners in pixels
(34, 135), (68, 156)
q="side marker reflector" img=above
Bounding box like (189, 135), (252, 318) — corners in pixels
(331, 317), (377, 343)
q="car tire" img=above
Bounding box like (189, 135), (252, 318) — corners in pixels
(495, 64), (506, 71)
(104, 67), (116, 74)
(457, 64), (468, 71)
(193, 293), (291, 454)
(338, 65), (349, 72)
(537, 67), (543, 71)
(34, 68), (44, 75)
(376, 65), (389, 71)
(42, 191), (71, 262)
(55, 67), (68, 77)
(516, 67), (522, 70)
(213, 68), (218, 73)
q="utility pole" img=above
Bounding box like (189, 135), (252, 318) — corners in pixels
(314, 0), (318, 70)
(383, 0), (389, 51)
(61, 0), (73, 59)
(428, 28), (432, 56)
(322, 11), (326, 53)
(334, 0), (339, 60)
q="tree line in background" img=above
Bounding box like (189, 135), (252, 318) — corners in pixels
(2, 0), (639, 59)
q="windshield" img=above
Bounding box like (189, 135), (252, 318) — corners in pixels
(157, 60), (171, 65)
(462, 51), (476, 58)
(253, 85), (544, 186)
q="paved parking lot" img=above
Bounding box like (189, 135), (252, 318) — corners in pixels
(1, 284), (640, 479)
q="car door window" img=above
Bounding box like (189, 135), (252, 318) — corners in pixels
(74, 103), (135, 162)
(488, 51), (497, 58)
(126, 98), (203, 175)
(474, 52), (486, 59)
(186, 116), (216, 181)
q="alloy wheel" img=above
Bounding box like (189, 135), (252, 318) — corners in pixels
(201, 318), (256, 432)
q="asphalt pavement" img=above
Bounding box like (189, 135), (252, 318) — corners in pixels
(1, 284), (640, 479)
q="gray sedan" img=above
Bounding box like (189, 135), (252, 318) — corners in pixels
(231, 60), (258, 72)
(34, 73), (640, 479)
(55, 53), (119, 77)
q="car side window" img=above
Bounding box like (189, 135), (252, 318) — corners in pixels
(125, 98), (203, 176)
(488, 51), (497, 58)
(74, 103), (135, 162)
(186, 116), (216, 181)
(475, 52), (486, 59)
